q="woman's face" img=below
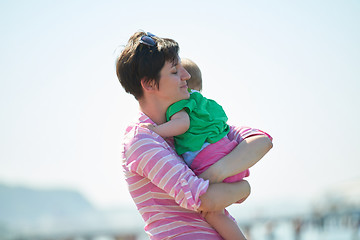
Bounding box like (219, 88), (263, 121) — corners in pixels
(157, 59), (191, 105)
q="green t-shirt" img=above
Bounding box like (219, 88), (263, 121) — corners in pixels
(166, 91), (230, 155)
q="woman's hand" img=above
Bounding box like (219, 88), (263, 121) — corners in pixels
(198, 180), (251, 212)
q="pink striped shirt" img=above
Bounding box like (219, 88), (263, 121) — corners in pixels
(122, 112), (272, 239)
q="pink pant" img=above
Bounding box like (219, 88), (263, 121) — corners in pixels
(190, 137), (250, 183)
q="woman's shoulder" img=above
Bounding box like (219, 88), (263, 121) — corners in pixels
(123, 113), (158, 142)
(124, 124), (158, 144)
(123, 123), (174, 151)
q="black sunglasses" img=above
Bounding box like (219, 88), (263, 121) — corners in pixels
(139, 32), (157, 47)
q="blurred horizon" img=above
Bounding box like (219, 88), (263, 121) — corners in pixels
(1, 180), (359, 240)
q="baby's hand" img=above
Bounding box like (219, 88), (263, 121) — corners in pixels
(139, 123), (156, 131)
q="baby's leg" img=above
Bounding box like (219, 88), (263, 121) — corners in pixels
(200, 136), (272, 183)
(203, 210), (247, 240)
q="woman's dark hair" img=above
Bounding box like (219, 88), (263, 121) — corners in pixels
(116, 31), (179, 100)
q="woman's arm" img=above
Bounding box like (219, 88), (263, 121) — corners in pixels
(199, 135), (273, 183)
(198, 180), (251, 212)
(141, 110), (190, 137)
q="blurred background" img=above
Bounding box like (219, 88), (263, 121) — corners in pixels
(1, 0), (359, 239)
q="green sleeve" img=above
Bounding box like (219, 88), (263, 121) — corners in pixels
(166, 98), (196, 121)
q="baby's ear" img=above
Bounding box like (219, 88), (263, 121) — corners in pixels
(141, 77), (156, 91)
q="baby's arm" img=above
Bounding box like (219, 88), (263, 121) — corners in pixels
(142, 110), (190, 138)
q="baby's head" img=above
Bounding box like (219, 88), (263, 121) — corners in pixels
(182, 58), (202, 91)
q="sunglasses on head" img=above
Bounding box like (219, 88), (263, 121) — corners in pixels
(139, 32), (157, 47)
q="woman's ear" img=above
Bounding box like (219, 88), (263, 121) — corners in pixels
(141, 78), (156, 91)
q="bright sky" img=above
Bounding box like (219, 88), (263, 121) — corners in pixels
(1, 0), (359, 210)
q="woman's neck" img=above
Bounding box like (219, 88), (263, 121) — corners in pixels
(139, 97), (168, 125)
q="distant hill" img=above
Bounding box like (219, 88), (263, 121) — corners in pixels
(0, 183), (101, 234)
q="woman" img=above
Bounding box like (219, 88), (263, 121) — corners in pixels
(116, 31), (272, 239)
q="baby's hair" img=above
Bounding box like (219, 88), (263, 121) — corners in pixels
(182, 58), (202, 91)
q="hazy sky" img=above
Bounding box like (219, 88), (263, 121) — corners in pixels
(1, 0), (359, 210)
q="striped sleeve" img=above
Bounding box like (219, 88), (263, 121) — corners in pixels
(227, 125), (273, 143)
(123, 126), (209, 211)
